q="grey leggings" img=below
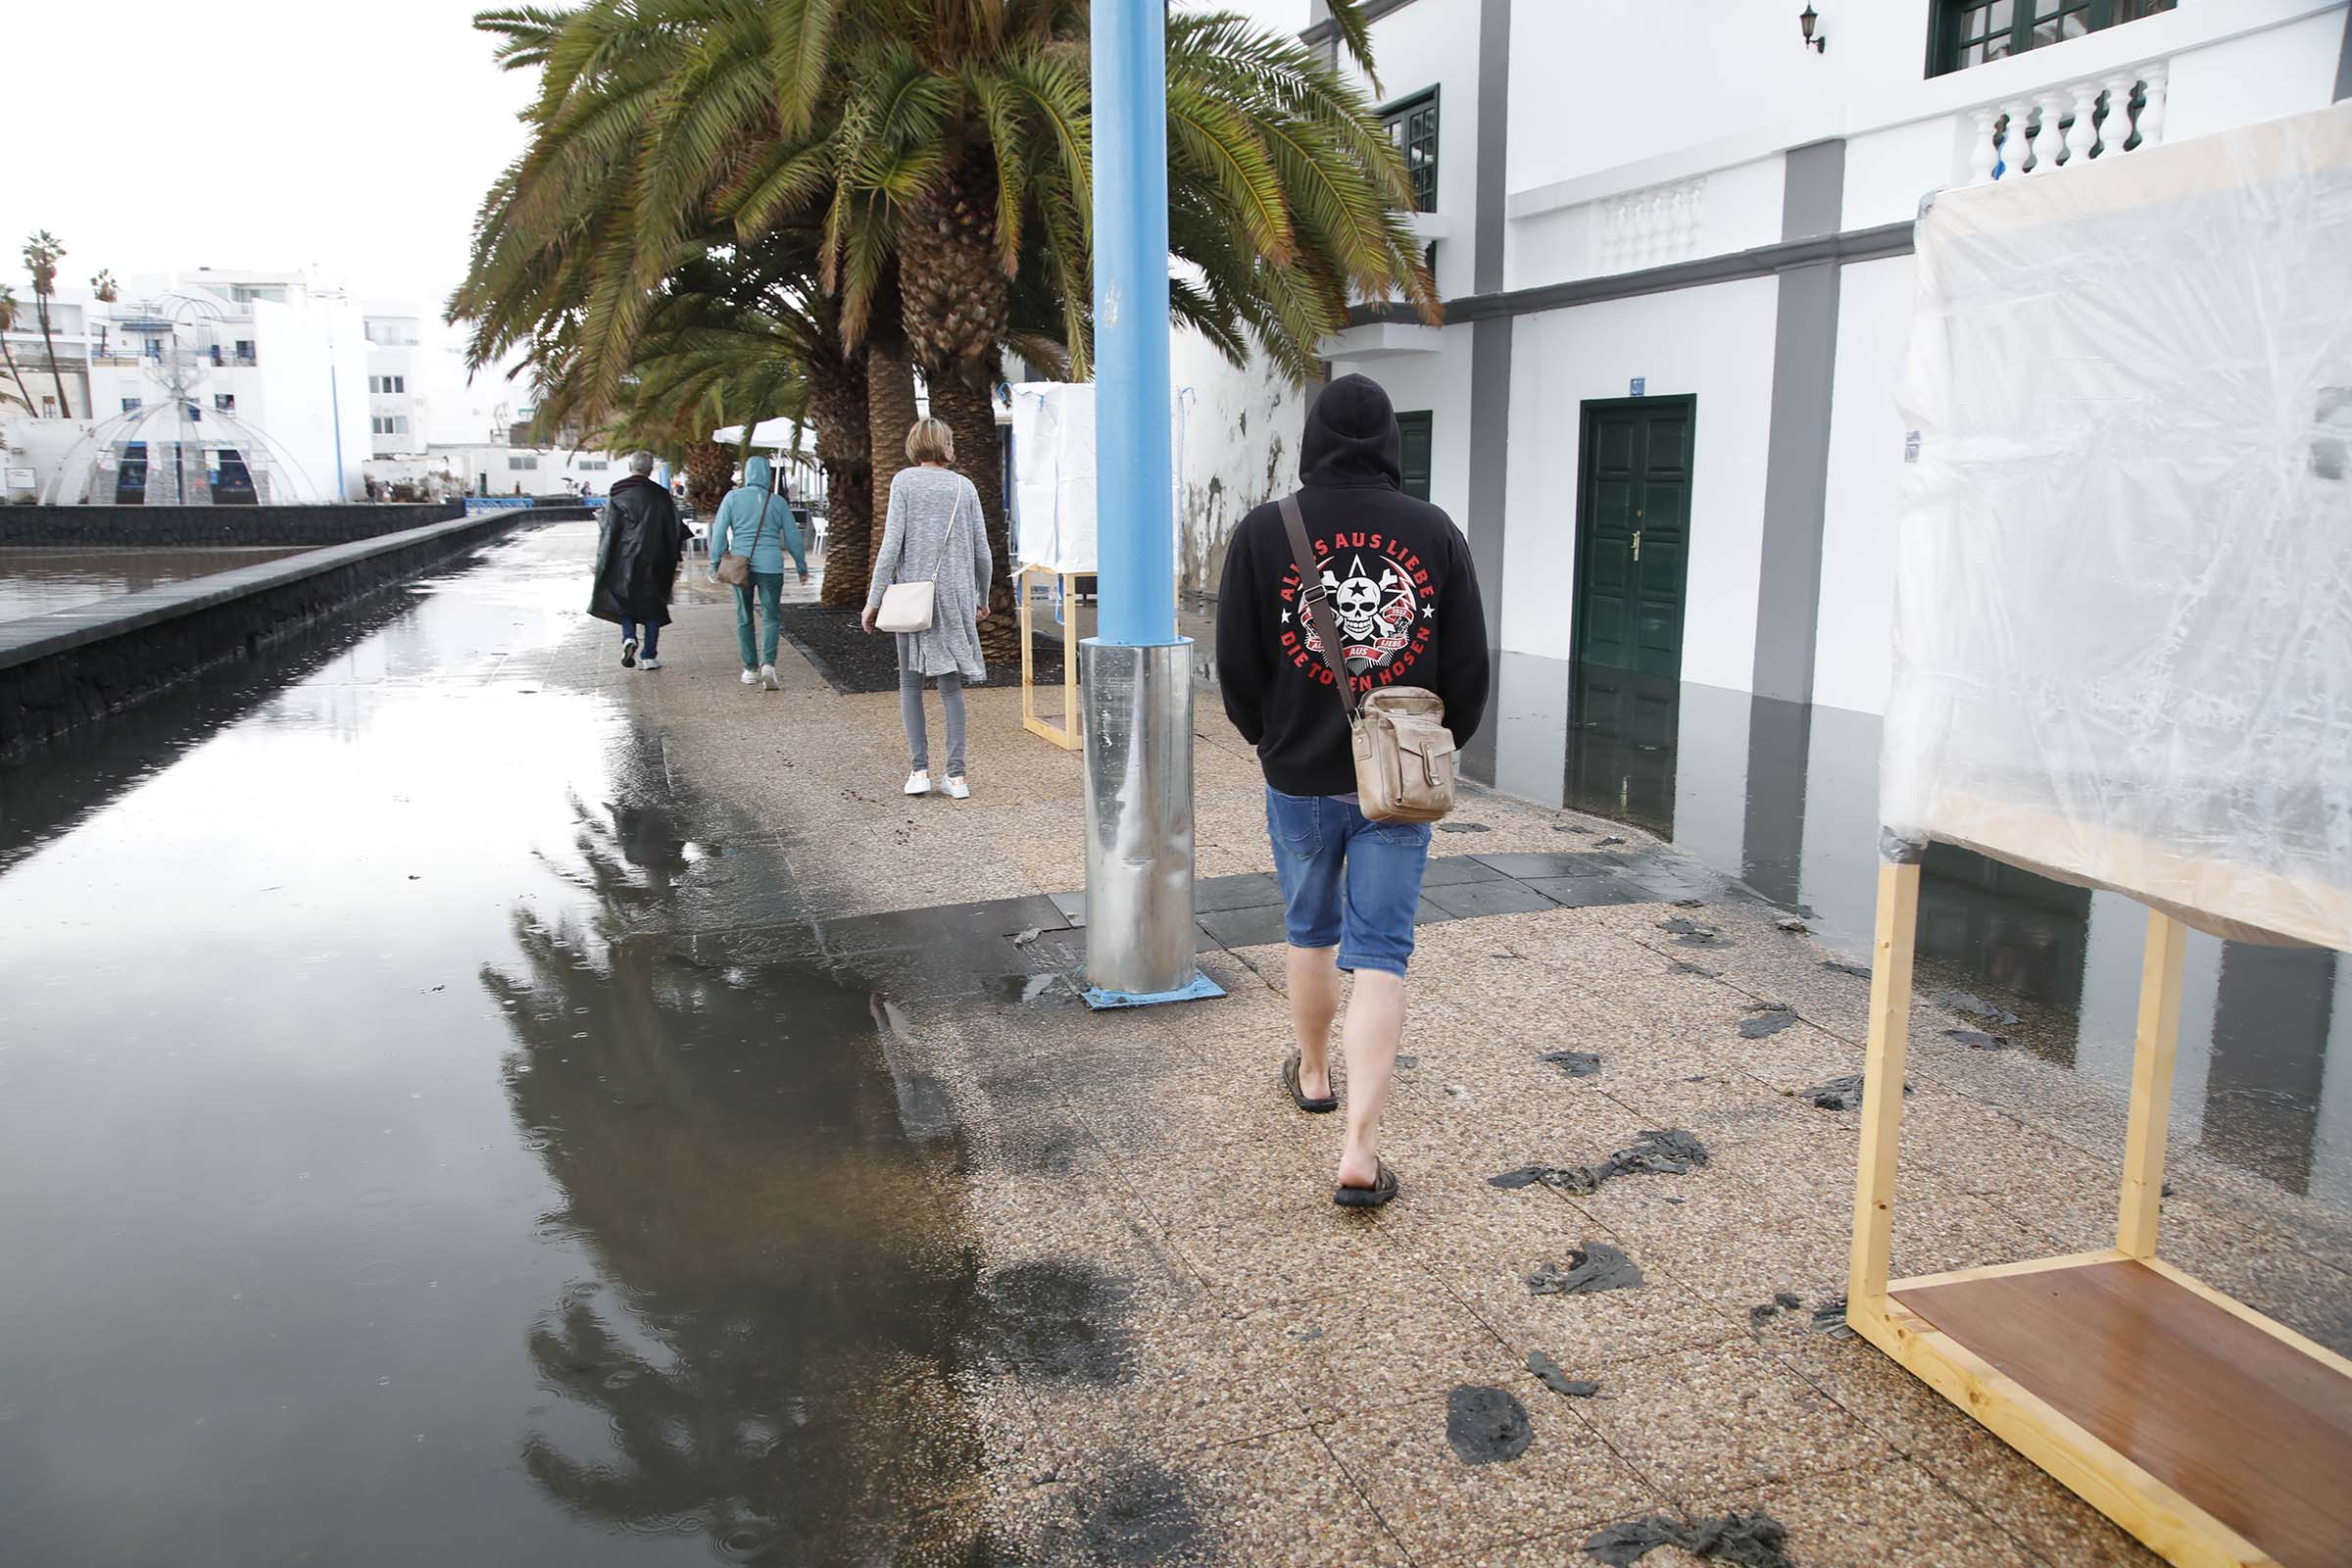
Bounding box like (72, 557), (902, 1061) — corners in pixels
(900, 666), (966, 777)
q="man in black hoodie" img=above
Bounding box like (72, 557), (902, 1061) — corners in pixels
(1214, 373), (1490, 1206)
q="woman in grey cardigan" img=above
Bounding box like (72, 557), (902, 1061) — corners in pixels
(861, 417), (993, 799)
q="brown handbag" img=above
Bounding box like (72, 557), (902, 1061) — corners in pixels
(714, 486), (775, 588)
(1278, 492), (1458, 824)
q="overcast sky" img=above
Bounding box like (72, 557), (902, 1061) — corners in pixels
(8, 0), (1307, 311)
(7, 0), (1312, 442)
(9, 0), (534, 310)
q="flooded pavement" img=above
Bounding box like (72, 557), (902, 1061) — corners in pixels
(0, 545), (314, 622)
(0, 525), (1002, 1565)
(1476, 655), (2351, 1209)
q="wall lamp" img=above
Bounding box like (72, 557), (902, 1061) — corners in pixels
(1799, 4), (1827, 52)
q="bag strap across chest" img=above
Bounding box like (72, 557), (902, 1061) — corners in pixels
(1278, 491), (1360, 720)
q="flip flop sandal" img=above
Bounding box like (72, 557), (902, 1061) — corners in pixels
(1334, 1160), (1400, 1208)
(1282, 1050), (1339, 1114)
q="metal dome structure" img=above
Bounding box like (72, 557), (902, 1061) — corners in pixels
(40, 292), (323, 505)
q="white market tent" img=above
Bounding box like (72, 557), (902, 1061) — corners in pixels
(710, 416), (811, 452)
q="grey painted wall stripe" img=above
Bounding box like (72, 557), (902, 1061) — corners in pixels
(1459, 0), (1512, 786)
(1750, 140), (1847, 707)
(1351, 220), (1912, 329)
(1780, 138), (1847, 241)
(2337, 0), (2352, 100)
(1474, 0), (1511, 296)
(1464, 318), (1512, 655)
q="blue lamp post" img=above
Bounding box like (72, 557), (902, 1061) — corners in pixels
(1081, 0), (1218, 1007)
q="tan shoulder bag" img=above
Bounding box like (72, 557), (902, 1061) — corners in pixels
(1278, 492), (1458, 823)
(875, 483), (967, 634)
(714, 487), (774, 588)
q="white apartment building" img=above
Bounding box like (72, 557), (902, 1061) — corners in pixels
(1178, 0), (2352, 1196)
(1, 266), (373, 502)
(363, 307), (427, 459)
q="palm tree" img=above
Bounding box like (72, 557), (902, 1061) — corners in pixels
(0, 286), (37, 414)
(22, 231), (72, 417)
(634, 0), (1434, 645)
(453, 0), (1434, 649)
(89, 269), (119, 304)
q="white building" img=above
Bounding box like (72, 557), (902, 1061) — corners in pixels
(2, 266), (373, 502)
(363, 307), (427, 459)
(1186, 0), (2349, 743)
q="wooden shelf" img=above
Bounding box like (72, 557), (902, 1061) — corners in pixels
(1845, 860), (2352, 1568)
(1854, 1253), (2352, 1568)
(1017, 565), (1080, 752)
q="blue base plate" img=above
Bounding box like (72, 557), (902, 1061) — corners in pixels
(1081, 970), (1227, 1010)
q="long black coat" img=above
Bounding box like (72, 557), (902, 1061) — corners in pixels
(589, 475), (687, 626)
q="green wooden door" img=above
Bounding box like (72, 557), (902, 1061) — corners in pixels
(1396, 412), (1433, 502)
(1574, 397), (1693, 680)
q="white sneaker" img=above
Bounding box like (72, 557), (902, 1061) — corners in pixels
(946, 775), (970, 800)
(904, 771), (932, 796)
(760, 663), (779, 691)
(741, 668), (760, 685)
(638, 656), (662, 669)
(621, 637), (638, 668)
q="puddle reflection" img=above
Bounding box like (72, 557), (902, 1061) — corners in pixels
(484, 796), (994, 1564)
(0, 525), (1002, 1565)
(1478, 653), (2351, 1206)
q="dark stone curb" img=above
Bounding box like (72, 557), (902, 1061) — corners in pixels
(1, 511), (548, 759)
(0, 500), (465, 549)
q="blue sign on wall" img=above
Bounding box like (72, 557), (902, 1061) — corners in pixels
(1630, 377), (1646, 397)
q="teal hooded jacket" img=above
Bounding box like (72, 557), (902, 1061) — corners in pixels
(710, 455), (807, 575)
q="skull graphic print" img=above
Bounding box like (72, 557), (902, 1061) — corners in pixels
(1279, 530), (1436, 687)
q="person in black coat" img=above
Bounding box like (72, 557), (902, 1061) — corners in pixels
(589, 451), (687, 670)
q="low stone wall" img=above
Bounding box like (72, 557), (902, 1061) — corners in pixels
(0, 500), (464, 548)
(0, 511), (537, 759)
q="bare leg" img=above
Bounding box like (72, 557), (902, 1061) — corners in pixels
(1287, 944), (1341, 1100)
(1337, 970), (1406, 1191)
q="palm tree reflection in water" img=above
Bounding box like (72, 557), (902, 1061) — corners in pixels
(482, 796), (995, 1564)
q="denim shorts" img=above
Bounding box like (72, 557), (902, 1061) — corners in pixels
(1264, 787), (1434, 978)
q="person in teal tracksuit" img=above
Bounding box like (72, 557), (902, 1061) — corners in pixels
(709, 455), (808, 689)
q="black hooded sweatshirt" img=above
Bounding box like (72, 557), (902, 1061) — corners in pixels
(1214, 374), (1490, 797)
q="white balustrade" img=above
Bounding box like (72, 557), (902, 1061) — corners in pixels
(2027, 92), (2064, 175)
(2099, 71), (2136, 156)
(1967, 58), (2170, 186)
(1593, 176), (1708, 274)
(1995, 99), (2031, 181)
(2063, 79), (2102, 167)
(2137, 62), (2168, 149)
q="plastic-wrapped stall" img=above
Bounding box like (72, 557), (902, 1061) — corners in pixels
(1882, 103), (2352, 952)
(1007, 381), (1096, 747)
(1849, 103), (2352, 1568)
(1009, 381), (1098, 575)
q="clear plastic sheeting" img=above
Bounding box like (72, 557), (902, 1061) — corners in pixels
(1883, 103), (2352, 952)
(1009, 381), (1098, 573)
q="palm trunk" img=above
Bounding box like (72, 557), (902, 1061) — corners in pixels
(864, 337), (918, 575)
(0, 340), (34, 414)
(926, 364), (1020, 662)
(33, 298), (69, 417)
(810, 351), (873, 610)
(681, 439), (732, 517)
(899, 151), (1020, 659)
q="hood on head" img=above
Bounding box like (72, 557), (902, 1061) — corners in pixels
(742, 455), (772, 491)
(1298, 373), (1400, 490)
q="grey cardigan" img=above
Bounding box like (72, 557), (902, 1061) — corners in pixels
(867, 465), (992, 682)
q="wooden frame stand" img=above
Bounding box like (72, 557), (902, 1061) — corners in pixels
(1846, 861), (2352, 1568)
(1017, 564), (1080, 751)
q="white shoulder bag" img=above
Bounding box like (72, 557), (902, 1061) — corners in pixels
(874, 482), (968, 634)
